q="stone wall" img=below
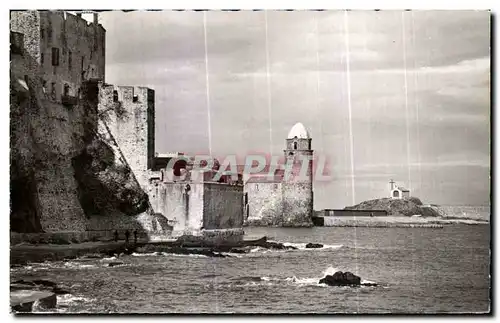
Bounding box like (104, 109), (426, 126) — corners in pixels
(150, 183), (204, 233)
(203, 183), (243, 229)
(10, 10), (106, 102)
(201, 228), (245, 246)
(244, 182), (283, 226)
(282, 182), (313, 227)
(322, 210), (388, 217)
(10, 11), (41, 66)
(10, 46), (94, 232)
(149, 181), (244, 236)
(98, 84), (155, 190)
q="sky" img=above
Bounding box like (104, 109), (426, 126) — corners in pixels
(98, 10), (491, 209)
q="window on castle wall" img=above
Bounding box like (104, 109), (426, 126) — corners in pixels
(294, 142), (297, 150)
(133, 95), (138, 103)
(113, 90), (119, 102)
(51, 47), (60, 66)
(51, 82), (56, 99)
(64, 84), (70, 97)
(68, 51), (72, 71)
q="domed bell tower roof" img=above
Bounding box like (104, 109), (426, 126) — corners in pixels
(287, 122), (310, 139)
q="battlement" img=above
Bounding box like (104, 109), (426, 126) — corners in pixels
(100, 83), (154, 104)
(98, 81), (156, 183)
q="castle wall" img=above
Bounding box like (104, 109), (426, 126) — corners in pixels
(10, 11), (41, 72)
(203, 183), (243, 230)
(10, 10), (106, 103)
(150, 183), (204, 233)
(98, 84), (155, 190)
(244, 182), (283, 226)
(148, 181), (244, 235)
(10, 46), (99, 232)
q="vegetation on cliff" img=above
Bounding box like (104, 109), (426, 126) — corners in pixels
(10, 53), (150, 233)
(344, 197), (441, 217)
(72, 134), (150, 218)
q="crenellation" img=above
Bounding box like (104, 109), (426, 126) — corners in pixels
(116, 86), (134, 101)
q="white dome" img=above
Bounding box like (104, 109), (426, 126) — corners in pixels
(287, 122), (310, 139)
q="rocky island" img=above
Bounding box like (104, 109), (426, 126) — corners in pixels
(314, 197), (489, 228)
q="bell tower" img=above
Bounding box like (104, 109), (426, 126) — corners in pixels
(281, 122), (314, 227)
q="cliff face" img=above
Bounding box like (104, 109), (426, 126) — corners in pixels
(71, 120), (150, 218)
(10, 51), (88, 232)
(345, 197), (441, 217)
(10, 50), (150, 234)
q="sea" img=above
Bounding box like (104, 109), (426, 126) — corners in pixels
(10, 223), (491, 314)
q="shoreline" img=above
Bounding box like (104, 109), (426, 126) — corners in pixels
(317, 215), (488, 228)
(9, 236), (295, 266)
(11, 220), (488, 266)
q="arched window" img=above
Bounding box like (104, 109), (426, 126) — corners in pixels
(293, 142), (298, 150)
(393, 190), (400, 198)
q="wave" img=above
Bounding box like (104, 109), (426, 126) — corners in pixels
(234, 276), (264, 282)
(272, 241), (345, 251)
(55, 294), (97, 313)
(100, 256), (117, 261)
(131, 252), (159, 257)
(206, 266), (380, 290)
(161, 252), (208, 258)
(220, 252), (243, 258)
(266, 266), (378, 288)
(57, 294), (95, 305)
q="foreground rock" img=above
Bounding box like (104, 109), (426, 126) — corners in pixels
(319, 271), (361, 286)
(318, 271), (379, 287)
(11, 290), (57, 313)
(11, 279), (69, 295)
(305, 243), (323, 249)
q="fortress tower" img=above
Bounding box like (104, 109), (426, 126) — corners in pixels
(282, 122), (314, 226)
(98, 84), (155, 190)
(10, 10), (106, 102)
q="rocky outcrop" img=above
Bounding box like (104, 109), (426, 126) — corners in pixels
(10, 290), (57, 313)
(72, 133), (150, 218)
(318, 271), (379, 287)
(10, 279), (71, 312)
(305, 243), (323, 249)
(345, 197), (440, 217)
(319, 271), (361, 286)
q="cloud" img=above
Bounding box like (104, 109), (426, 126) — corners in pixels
(100, 10), (490, 207)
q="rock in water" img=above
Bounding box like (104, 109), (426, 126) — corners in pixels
(305, 243), (323, 249)
(318, 271), (361, 286)
(11, 290), (57, 312)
